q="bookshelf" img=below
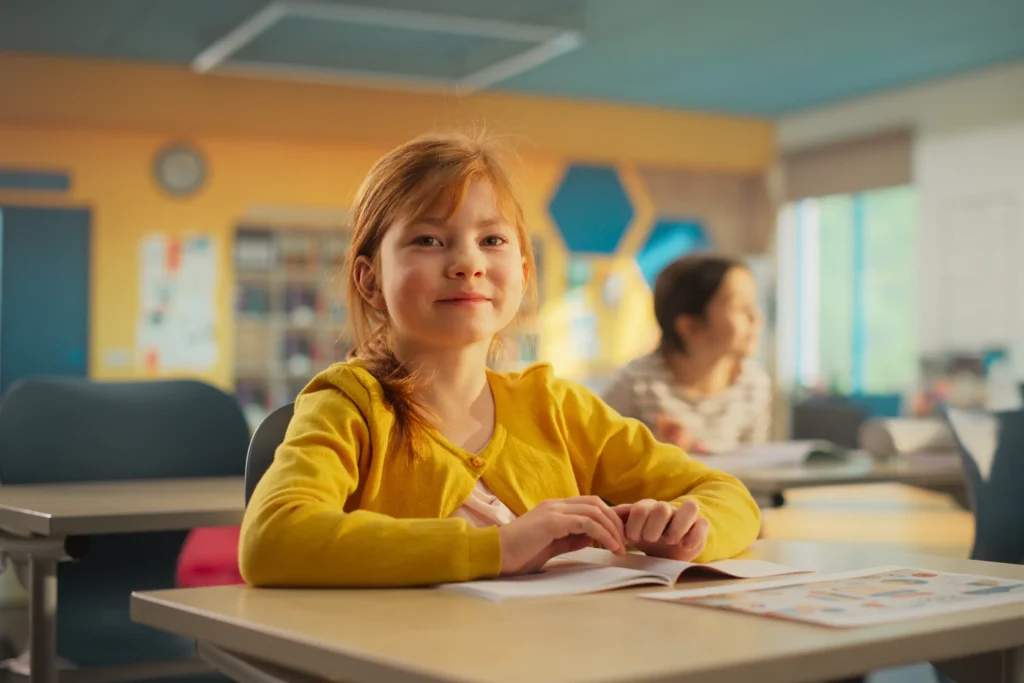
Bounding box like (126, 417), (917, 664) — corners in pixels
(233, 225), (352, 430)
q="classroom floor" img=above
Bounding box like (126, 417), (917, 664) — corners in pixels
(761, 483), (975, 683)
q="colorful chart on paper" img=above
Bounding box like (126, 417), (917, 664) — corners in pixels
(644, 566), (1024, 628)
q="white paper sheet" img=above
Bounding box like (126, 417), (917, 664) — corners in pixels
(439, 548), (809, 601)
(642, 565), (1024, 628)
(695, 441), (835, 472)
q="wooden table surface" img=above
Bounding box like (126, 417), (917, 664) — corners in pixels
(132, 540), (1024, 683)
(0, 476), (245, 536)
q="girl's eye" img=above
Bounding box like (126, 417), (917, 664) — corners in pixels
(482, 235), (508, 247)
(413, 236), (441, 247)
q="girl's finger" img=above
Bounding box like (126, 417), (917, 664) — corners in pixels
(556, 504), (625, 553)
(681, 517), (710, 552)
(625, 500), (655, 543)
(563, 496), (626, 539)
(664, 500), (701, 545)
(561, 513), (622, 554)
(642, 501), (674, 543)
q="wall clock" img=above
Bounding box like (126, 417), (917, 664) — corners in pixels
(154, 144), (206, 196)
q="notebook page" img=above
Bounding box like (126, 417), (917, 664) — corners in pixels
(439, 563), (665, 601)
(548, 549), (809, 581)
(548, 547), (689, 582)
(700, 559), (812, 579)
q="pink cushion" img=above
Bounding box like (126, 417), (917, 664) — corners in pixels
(176, 526), (244, 587)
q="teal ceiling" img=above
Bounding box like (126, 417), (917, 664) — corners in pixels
(1, 0), (1022, 115)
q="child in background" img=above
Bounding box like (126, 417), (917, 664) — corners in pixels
(239, 133), (760, 587)
(603, 254), (771, 454)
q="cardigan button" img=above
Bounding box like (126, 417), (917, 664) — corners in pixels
(469, 457), (484, 468)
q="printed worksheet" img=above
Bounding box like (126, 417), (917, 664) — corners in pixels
(641, 565), (1024, 627)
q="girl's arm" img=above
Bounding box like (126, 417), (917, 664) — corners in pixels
(555, 378), (761, 562)
(238, 388), (500, 587)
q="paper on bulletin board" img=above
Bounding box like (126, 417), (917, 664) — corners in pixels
(137, 234), (219, 372)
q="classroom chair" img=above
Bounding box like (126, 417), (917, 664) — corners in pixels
(944, 407), (1024, 564)
(176, 407), (283, 588)
(0, 377), (250, 679)
(791, 396), (868, 449)
(193, 403), (294, 683)
(244, 402), (295, 505)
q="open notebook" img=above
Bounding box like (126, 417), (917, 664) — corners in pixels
(696, 440), (844, 473)
(439, 547), (810, 601)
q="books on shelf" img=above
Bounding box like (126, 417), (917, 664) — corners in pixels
(233, 226), (353, 412)
(439, 547), (809, 601)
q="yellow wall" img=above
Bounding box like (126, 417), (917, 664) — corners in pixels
(0, 124), (569, 388)
(0, 53), (773, 171)
(0, 53), (776, 389)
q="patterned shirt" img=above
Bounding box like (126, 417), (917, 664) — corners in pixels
(601, 352), (772, 453)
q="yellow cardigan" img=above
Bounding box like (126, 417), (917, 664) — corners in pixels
(239, 362), (761, 587)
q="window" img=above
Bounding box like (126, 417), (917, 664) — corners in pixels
(777, 186), (916, 395)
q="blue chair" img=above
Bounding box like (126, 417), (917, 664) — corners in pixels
(0, 377), (249, 674)
(944, 407), (1024, 564)
(244, 403), (294, 506)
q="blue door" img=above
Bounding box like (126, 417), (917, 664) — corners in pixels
(0, 206), (91, 393)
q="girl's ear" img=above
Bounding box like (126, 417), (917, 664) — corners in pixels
(673, 314), (701, 345)
(354, 255), (387, 311)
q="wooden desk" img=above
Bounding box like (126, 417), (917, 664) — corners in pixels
(0, 477), (246, 536)
(0, 476), (245, 683)
(737, 453), (967, 507)
(132, 540), (1024, 683)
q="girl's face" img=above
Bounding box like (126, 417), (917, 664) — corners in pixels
(361, 179), (526, 353)
(677, 267), (762, 359)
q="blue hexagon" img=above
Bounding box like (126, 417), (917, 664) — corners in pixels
(636, 219), (711, 287)
(549, 165), (634, 254)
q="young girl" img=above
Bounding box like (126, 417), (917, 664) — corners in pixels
(602, 254), (772, 454)
(239, 133), (760, 588)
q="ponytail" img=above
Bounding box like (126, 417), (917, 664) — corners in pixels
(346, 323), (433, 456)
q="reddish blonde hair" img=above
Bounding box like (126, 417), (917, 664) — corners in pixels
(343, 131), (536, 449)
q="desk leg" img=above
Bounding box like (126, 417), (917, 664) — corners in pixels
(28, 556), (58, 683)
(935, 648), (1024, 683)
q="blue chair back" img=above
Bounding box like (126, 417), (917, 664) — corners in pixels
(0, 377), (249, 667)
(245, 403), (294, 506)
(945, 407), (1024, 564)
(0, 377), (248, 484)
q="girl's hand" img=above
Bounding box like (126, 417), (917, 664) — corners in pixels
(498, 496), (626, 575)
(655, 414), (708, 454)
(613, 499), (709, 562)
